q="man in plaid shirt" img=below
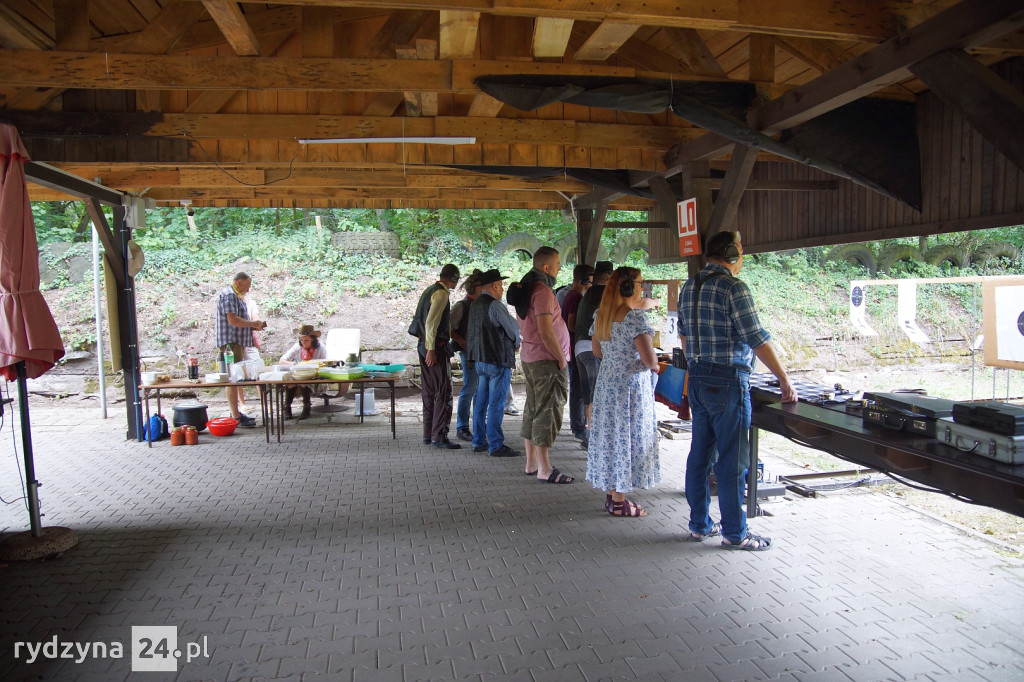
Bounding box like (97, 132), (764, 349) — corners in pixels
(678, 231), (795, 551)
(216, 272), (267, 427)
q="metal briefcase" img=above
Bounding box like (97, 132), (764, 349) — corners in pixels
(937, 417), (1024, 465)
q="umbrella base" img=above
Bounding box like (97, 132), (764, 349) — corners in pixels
(0, 526), (78, 561)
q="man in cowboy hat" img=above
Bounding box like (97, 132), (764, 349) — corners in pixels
(467, 269), (521, 457)
(279, 324), (328, 420)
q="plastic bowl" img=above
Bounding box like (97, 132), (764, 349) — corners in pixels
(206, 417), (239, 437)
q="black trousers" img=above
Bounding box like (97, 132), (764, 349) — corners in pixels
(419, 350), (453, 442)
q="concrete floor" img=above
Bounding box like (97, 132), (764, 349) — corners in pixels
(1, 396), (1022, 681)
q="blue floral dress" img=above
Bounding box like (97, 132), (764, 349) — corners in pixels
(586, 309), (660, 493)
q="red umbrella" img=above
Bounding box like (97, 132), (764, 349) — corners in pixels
(0, 123), (64, 379)
(0, 123), (70, 549)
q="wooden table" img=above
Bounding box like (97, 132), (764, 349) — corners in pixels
(140, 379), (273, 446)
(262, 376), (398, 443)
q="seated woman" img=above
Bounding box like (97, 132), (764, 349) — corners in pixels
(279, 325), (328, 420)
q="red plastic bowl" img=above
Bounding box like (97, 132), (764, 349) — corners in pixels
(207, 417), (239, 437)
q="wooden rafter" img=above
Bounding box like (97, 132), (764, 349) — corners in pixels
(533, 17), (573, 59)
(574, 21), (640, 62)
(200, 0), (261, 56)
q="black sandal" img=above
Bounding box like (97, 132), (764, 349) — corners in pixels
(539, 468), (574, 484)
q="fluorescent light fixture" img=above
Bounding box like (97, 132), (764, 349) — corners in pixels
(299, 136), (476, 145)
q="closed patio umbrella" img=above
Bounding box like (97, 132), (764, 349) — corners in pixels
(0, 123), (76, 559)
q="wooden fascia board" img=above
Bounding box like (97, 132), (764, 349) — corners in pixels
(2, 111), (701, 150)
(79, 168), (593, 192)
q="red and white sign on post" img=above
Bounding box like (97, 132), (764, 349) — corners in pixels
(677, 197), (701, 257)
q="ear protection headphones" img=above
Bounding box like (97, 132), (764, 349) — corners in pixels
(723, 231), (741, 264)
(619, 270), (636, 297)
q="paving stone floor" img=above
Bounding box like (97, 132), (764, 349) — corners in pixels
(0, 398), (1022, 681)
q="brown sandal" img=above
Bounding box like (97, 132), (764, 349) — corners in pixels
(609, 498), (646, 517)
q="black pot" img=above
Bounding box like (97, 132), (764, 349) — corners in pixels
(172, 402), (209, 432)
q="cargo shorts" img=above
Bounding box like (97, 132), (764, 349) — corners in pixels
(520, 359), (568, 447)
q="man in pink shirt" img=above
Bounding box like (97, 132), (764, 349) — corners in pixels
(517, 246), (574, 484)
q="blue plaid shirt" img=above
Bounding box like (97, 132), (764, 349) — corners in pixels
(678, 264), (770, 372)
(215, 286), (252, 348)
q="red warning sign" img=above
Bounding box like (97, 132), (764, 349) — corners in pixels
(677, 197), (701, 257)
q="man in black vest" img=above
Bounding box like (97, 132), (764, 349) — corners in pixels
(409, 263), (462, 449)
(467, 269), (521, 457)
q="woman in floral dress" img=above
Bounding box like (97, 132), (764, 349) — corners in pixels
(586, 267), (662, 517)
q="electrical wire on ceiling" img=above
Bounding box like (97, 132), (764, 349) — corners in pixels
(181, 131), (299, 187)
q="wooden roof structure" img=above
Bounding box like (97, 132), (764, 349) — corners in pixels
(2, 0), (1024, 256)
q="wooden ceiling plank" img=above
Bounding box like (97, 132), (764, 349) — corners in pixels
(127, 0), (209, 54)
(53, 0), (89, 52)
(747, 33), (775, 83)
(774, 35), (848, 74)
(184, 32), (293, 114)
(573, 20), (640, 62)
(668, 27), (728, 78)
(533, 16), (572, 58)
(0, 3), (53, 49)
(911, 49), (1024, 174)
(200, 0), (261, 56)
(440, 9), (479, 58)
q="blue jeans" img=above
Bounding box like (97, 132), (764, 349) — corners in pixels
(685, 362), (751, 544)
(473, 361), (511, 451)
(457, 351), (478, 431)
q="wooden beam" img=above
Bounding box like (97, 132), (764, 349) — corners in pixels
(84, 198), (126, 287)
(757, 0), (1024, 133)
(648, 175), (679, 234)
(53, 0), (89, 51)
(705, 143), (758, 235)
(200, 0), (261, 56)
(0, 50), (667, 92)
(910, 49), (1024, 175)
(574, 21), (640, 62)
(533, 17), (573, 58)
(2, 111), (701, 150)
